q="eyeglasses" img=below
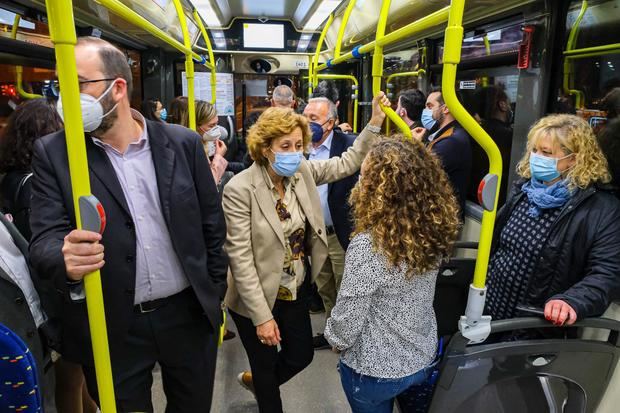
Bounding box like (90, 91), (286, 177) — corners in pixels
(51, 78), (116, 93)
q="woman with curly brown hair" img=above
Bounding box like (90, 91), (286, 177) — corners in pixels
(324, 137), (460, 413)
(485, 114), (620, 326)
(222, 92), (390, 413)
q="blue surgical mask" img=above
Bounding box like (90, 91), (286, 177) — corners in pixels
(270, 150), (304, 177)
(530, 152), (572, 182)
(421, 108), (436, 130)
(310, 120), (330, 143)
(160, 108), (167, 121)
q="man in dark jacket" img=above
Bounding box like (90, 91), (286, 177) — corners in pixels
(414, 87), (472, 214)
(29, 37), (227, 411)
(304, 97), (358, 349)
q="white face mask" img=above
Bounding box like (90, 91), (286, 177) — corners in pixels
(56, 80), (118, 133)
(202, 126), (221, 157)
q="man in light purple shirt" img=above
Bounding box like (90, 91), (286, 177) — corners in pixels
(29, 37), (228, 411)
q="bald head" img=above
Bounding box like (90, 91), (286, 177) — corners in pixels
(76, 37), (133, 97)
(272, 85), (295, 108)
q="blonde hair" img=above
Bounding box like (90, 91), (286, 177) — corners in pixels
(516, 114), (611, 189)
(350, 138), (460, 277)
(247, 107), (311, 166)
(195, 100), (217, 128)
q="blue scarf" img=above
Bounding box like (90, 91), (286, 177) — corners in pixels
(521, 178), (572, 217)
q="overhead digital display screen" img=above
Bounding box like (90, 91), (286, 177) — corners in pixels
(243, 23), (284, 49)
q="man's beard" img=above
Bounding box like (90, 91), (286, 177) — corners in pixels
(92, 92), (119, 136)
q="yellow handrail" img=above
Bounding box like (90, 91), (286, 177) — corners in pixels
(334, 0), (357, 59)
(45, 0), (117, 411)
(11, 15), (43, 99)
(308, 55), (314, 96)
(384, 70), (426, 135)
(564, 43), (620, 58)
(172, 0), (196, 130)
(443, 0), (501, 290)
(304, 74), (359, 133)
(193, 9), (217, 105)
(563, 0), (588, 109)
(312, 13), (335, 88)
(315, 7), (450, 72)
(372, 0), (412, 139)
(94, 0), (213, 69)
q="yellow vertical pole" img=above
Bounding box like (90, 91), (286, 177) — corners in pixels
(308, 55), (314, 97)
(563, 0), (588, 109)
(334, 0), (357, 59)
(312, 13), (334, 89)
(372, 0), (412, 139)
(45, 0), (117, 411)
(172, 0), (196, 130)
(193, 9), (217, 105)
(11, 15), (42, 99)
(443, 0), (501, 289)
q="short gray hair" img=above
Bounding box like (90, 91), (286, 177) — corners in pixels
(272, 85), (295, 107)
(308, 97), (338, 120)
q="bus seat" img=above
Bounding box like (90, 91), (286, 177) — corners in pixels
(428, 317), (620, 413)
(434, 242), (477, 337)
(0, 322), (42, 412)
(581, 303), (620, 413)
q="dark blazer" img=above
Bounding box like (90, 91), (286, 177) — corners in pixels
(492, 180), (620, 319)
(328, 129), (358, 250)
(428, 121), (472, 214)
(29, 120), (228, 365)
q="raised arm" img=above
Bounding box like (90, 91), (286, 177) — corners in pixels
(305, 92), (390, 186)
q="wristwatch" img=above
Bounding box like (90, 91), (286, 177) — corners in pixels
(366, 124), (382, 134)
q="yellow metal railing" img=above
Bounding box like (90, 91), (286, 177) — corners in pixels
(334, 0), (357, 59)
(442, 0), (501, 291)
(172, 0), (196, 130)
(11, 15), (43, 99)
(563, 0), (588, 109)
(315, 7), (450, 72)
(385, 69), (426, 135)
(304, 74), (359, 133)
(45, 0), (117, 411)
(311, 13), (335, 89)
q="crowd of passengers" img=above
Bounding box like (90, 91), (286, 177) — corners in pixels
(0, 37), (619, 413)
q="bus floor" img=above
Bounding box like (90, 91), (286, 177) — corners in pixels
(151, 312), (354, 412)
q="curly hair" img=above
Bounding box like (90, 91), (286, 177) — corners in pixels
(516, 114), (611, 189)
(0, 98), (63, 173)
(246, 107), (310, 166)
(350, 138), (460, 277)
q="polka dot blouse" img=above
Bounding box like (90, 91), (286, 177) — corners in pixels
(324, 232), (438, 378)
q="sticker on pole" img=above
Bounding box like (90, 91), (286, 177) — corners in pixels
(79, 195), (106, 235)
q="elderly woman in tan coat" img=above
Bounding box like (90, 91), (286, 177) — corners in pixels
(222, 92), (390, 413)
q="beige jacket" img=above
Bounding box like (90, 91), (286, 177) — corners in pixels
(222, 126), (378, 326)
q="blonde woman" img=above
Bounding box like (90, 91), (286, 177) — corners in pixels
(168, 97), (228, 184)
(222, 92), (390, 413)
(485, 114), (620, 326)
(324, 138), (460, 413)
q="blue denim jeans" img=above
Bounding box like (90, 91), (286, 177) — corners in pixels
(339, 360), (430, 413)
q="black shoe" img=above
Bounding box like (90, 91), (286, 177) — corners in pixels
(313, 333), (331, 350)
(223, 329), (236, 341)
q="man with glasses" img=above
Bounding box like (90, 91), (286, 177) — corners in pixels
(303, 97), (358, 350)
(29, 37), (228, 411)
(412, 87), (472, 216)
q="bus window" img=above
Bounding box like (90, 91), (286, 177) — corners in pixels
(556, 0), (620, 129)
